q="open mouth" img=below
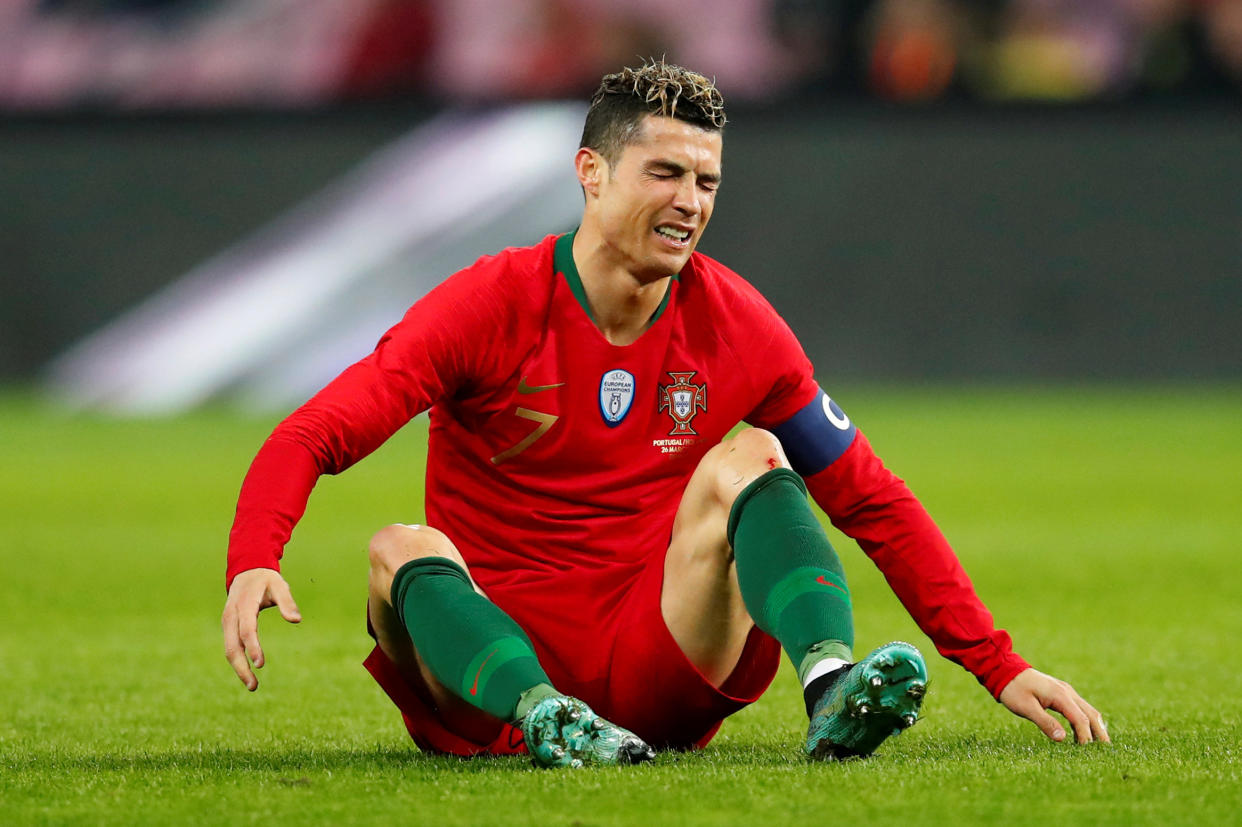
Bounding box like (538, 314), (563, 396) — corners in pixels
(654, 225), (691, 246)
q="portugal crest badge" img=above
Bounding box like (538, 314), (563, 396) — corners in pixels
(599, 369), (635, 427)
(657, 371), (707, 435)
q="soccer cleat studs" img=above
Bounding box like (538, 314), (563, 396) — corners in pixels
(805, 641), (929, 761)
(521, 695), (655, 769)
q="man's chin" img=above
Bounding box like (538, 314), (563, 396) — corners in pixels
(647, 246), (694, 277)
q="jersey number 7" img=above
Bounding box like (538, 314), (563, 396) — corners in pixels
(490, 408), (559, 465)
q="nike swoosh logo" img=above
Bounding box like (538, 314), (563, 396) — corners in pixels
(517, 376), (565, 394)
(470, 647), (501, 696)
(816, 574), (847, 594)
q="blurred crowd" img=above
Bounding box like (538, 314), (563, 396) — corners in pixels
(1, 0), (1240, 109)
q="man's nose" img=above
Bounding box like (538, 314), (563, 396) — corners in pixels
(672, 178), (701, 216)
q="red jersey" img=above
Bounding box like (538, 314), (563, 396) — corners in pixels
(228, 233), (1029, 698)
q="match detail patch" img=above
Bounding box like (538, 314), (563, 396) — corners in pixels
(599, 369), (635, 426)
(770, 388), (858, 476)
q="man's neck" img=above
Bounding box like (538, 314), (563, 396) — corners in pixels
(571, 228), (673, 346)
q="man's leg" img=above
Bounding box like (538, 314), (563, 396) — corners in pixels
(367, 524), (654, 767)
(662, 428), (851, 685)
(367, 524), (531, 744)
(662, 428), (926, 758)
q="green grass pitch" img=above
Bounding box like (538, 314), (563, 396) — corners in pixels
(1, 385), (1239, 824)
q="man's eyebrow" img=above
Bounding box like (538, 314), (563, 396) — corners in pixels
(648, 159), (687, 174)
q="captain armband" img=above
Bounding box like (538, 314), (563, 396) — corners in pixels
(769, 388), (858, 477)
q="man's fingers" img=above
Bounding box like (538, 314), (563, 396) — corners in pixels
(1073, 695), (1110, 743)
(1006, 689), (1067, 741)
(1057, 689), (1110, 744)
(226, 644), (259, 691)
(238, 604), (265, 671)
(1000, 668), (1110, 746)
(221, 607), (258, 691)
(1087, 704), (1111, 743)
(222, 569), (299, 691)
(1047, 690), (1093, 744)
(274, 581), (303, 624)
(1025, 703), (1068, 742)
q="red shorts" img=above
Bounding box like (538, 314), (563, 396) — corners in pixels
(364, 549), (781, 756)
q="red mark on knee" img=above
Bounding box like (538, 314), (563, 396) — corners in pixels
(767, 457), (778, 470)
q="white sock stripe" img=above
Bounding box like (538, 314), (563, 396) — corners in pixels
(802, 657), (851, 687)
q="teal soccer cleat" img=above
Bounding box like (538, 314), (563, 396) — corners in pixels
(520, 695), (656, 769)
(804, 641), (928, 760)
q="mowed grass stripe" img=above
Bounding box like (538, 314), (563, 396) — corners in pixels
(1, 385), (1238, 825)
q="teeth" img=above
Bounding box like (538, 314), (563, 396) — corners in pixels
(656, 226), (689, 240)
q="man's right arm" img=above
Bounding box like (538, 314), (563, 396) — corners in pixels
(221, 381), (405, 689)
(221, 342), (436, 689)
(223, 435), (321, 689)
(220, 248), (530, 690)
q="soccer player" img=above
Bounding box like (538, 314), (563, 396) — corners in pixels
(222, 61), (1109, 767)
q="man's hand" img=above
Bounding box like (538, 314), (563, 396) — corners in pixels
(221, 568), (302, 691)
(999, 667), (1110, 744)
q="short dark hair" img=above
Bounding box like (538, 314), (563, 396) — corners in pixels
(581, 61), (726, 166)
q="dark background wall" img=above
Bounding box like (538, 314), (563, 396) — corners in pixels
(2, 104), (1239, 381)
(0, 109), (425, 378)
(705, 105), (1242, 380)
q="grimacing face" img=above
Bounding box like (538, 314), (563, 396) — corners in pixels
(590, 115), (722, 282)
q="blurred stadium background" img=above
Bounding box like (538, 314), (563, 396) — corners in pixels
(1, 0), (1240, 412)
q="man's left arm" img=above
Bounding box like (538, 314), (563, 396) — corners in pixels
(770, 391), (1109, 744)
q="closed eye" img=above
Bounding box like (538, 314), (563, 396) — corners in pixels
(646, 163), (720, 191)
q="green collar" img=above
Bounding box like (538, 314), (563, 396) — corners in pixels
(554, 231), (677, 324)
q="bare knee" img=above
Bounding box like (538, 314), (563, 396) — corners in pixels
(668, 427), (793, 573)
(725, 427), (787, 464)
(707, 428), (792, 509)
(367, 524), (463, 587)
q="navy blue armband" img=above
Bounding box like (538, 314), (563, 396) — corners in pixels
(769, 388), (857, 477)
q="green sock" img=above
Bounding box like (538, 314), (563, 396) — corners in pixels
(391, 557), (557, 723)
(728, 467), (854, 683)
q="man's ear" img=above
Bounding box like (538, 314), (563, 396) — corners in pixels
(575, 147), (606, 198)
